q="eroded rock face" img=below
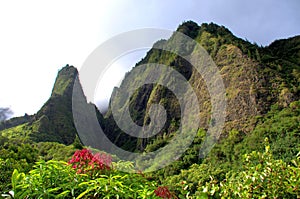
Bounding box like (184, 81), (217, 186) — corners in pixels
(103, 22), (299, 151)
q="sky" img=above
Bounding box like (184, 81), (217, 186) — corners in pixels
(0, 0), (299, 117)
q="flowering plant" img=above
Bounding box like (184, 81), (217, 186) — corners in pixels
(154, 186), (173, 198)
(68, 148), (112, 174)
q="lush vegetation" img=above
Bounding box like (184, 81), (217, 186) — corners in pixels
(1, 140), (299, 198)
(0, 137), (78, 192)
(1, 101), (299, 198)
(163, 139), (300, 198)
(8, 148), (167, 199)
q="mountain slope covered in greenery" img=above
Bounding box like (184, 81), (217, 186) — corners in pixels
(103, 21), (299, 152)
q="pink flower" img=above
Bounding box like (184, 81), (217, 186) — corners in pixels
(68, 149), (112, 174)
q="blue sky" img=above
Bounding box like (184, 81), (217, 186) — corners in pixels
(0, 0), (299, 117)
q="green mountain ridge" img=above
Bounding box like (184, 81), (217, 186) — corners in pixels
(102, 21), (300, 151)
(0, 21), (299, 155)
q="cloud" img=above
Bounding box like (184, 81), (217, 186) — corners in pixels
(0, 107), (13, 121)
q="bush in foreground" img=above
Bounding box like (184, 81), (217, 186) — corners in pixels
(10, 148), (172, 198)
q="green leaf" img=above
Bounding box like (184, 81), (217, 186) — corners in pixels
(76, 189), (93, 199)
(56, 190), (70, 198)
(11, 169), (19, 190)
(48, 187), (61, 193)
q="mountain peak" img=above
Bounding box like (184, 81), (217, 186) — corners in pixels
(176, 21), (233, 39)
(32, 64), (79, 144)
(51, 65), (78, 97)
(176, 20), (200, 39)
(200, 22), (233, 36)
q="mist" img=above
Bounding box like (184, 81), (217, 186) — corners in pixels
(0, 107), (13, 121)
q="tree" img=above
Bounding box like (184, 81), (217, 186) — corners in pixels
(255, 49), (261, 61)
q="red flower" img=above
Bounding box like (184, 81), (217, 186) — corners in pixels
(68, 148), (112, 174)
(154, 186), (173, 199)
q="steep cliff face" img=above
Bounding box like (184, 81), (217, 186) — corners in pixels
(31, 65), (79, 144)
(103, 22), (300, 151)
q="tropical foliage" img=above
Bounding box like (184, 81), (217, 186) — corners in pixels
(9, 149), (168, 199)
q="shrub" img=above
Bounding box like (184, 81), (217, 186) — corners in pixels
(68, 148), (112, 174)
(10, 148), (168, 198)
(200, 139), (300, 198)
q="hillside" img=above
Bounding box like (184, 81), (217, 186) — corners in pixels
(102, 21), (300, 151)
